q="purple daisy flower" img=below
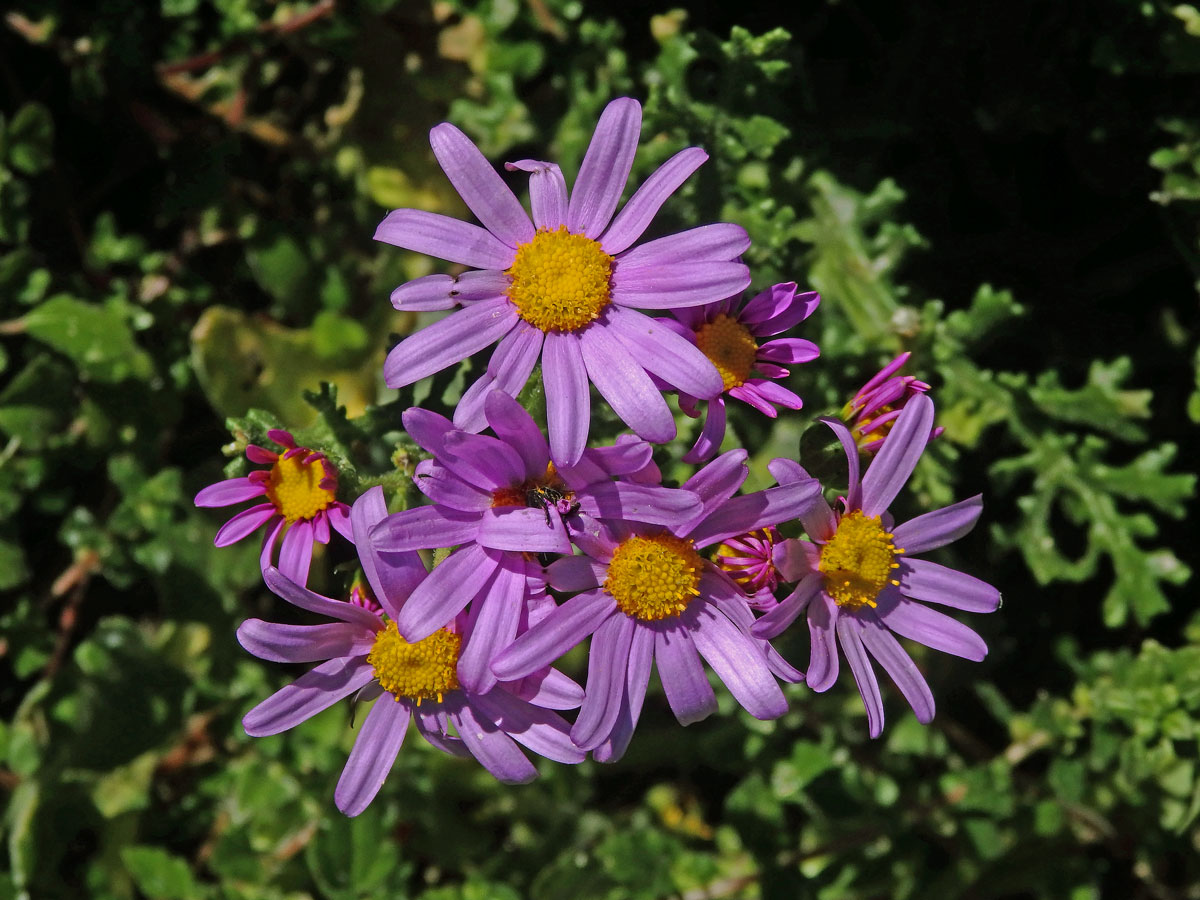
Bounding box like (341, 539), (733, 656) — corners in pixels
(664, 282), (820, 462)
(238, 488), (584, 817)
(369, 391), (702, 694)
(842, 352), (944, 453)
(490, 449), (821, 761)
(375, 97), (748, 465)
(752, 394), (1001, 738)
(194, 428), (353, 585)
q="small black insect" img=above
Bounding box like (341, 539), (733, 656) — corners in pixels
(525, 484), (579, 527)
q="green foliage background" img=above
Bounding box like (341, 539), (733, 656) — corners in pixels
(1, 1), (1198, 897)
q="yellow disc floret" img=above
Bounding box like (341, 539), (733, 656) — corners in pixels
(818, 511), (902, 609)
(604, 534), (703, 622)
(506, 225), (614, 332)
(694, 314), (758, 390)
(265, 453), (337, 523)
(366, 622), (461, 704)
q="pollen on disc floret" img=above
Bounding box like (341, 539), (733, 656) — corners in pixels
(506, 225), (614, 332)
(694, 313), (759, 390)
(366, 622), (462, 704)
(265, 453), (338, 523)
(818, 511), (903, 610)
(604, 533), (704, 622)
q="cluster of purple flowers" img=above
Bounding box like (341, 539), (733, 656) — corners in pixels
(197, 98), (1000, 816)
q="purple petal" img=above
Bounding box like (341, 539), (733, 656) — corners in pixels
(689, 598), (787, 720)
(477, 506), (572, 554)
(857, 612), (935, 724)
(576, 482), (702, 528)
(328, 504), (354, 541)
(195, 477), (266, 508)
(612, 261), (751, 310)
(507, 667), (585, 710)
(383, 298), (518, 389)
(877, 593), (988, 661)
(768, 459), (835, 540)
(655, 625), (717, 725)
(892, 495), (983, 554)
(402, 407), (455, 455)
(806, 592), (840, 693)
(458, 559), (526, 694)
(214, 503), (278, 547)
(430, 122), (534, 246)
(484, 390), (550, 479)
(836, 616), (884, 738)
(741, 286), (820, 333)
(506, 159), (568, 229)
(449, 699), (537, 783)
(543, 332), (590, 466)
(748, 380), (803, 411)
(605, 305), (723, 398)
(683, 397), (727, 464)
(491, 589), (617, 681)
(579, 322), (675, 443)
(259, 516), (285, 573)
(242, 656), (374, 737)
(617, 223), (750, 268)
(278, 520), (315, 584)
(897, 558), (1001, 613)
(396, 544), (499, 642)
(682, 449), (748, 517)
(757, 338), (821, 365)
(860, 394), (935, 517)
(727, 383), (777, 417)
(263, 567), (385, 630)
(390, 270), (511, 312)
(470, 688), (584, 764)
(237, 619), (373, 664)
(369, 506), (482, 552)
(544, 555), (606, 592)
(594, 624), (654, 762)
(820, 416), (862, 511)
(453, 324), (544, 433)
(335, 696), (410, 816)
(750, 573), (822, 640)
(691, 479), (822, 549)
(413, 462), (492, 512)
(351, 487), (426, 620)
(567, 97), (641, 237)
(374, 209), (515, 269)
(571, 612), (636, 750)
(440, 431), (527, 489)
(600, 146), (707, 255)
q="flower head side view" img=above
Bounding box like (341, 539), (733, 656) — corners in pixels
(194, 429), (353, 585)
(752, 393), (1002, 737)
(375, 97), (751, 466)
(237, 488), (585, 816)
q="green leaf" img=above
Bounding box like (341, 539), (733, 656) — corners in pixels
(5, 103), (54, 175)
(0, 538), (29, 589)
(120, 846), (201, 900)
(23, 294), (154, 383)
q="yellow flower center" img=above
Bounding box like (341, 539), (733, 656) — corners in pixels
(506, 225), (614, 332)
(264, 452), (337, 523)
(366, 622), (461, 704)
(604, 534), (703, 622)
(818, 511), (902, 609)
(694, 314), (758, 390)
